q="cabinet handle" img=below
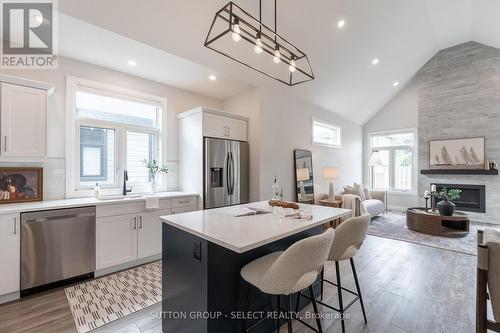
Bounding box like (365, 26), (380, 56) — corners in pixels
(139, 216), (143, 229)
(227, 126), (230, 137)
(13, 217), (16, 234)
(179, 200), (190, 204)
(133, 217), (137, 230)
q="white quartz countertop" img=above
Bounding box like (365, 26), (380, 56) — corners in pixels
(160, 201), (352, 253)
(0, 191), (199, 214)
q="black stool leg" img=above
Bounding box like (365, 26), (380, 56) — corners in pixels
(335, 261), (345, 333)
(350, 258), (367, 324)
(277, 295), (281, 332)
(308, 286), (323, 333)
(286, 295), (293, 333)
(242, 284), (252, 333)
(320, 268), (325, 301)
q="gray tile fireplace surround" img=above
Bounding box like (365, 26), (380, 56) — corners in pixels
(417, 42), (500, 224)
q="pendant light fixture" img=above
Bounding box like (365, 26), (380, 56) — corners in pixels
(204, 1), (315, 86)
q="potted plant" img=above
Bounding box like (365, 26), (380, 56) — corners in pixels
(142, 159), (168, 193)
(435, 188), (462, 216)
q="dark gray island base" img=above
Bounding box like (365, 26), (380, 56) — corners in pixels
(162, 223), (323, 333)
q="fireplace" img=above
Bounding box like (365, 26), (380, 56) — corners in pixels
(432, 183), (486, 213)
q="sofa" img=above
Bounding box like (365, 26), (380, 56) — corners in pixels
(334, 187), (386, 217)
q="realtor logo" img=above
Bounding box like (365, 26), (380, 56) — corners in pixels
(1, 0), (58, 68)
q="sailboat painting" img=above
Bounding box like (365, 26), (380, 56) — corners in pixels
(430, 138), (485, 169)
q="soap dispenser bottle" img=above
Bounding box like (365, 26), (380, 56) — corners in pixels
(93, 183), (101, 198)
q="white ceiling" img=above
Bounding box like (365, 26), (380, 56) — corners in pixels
(57, 0), (500, 124)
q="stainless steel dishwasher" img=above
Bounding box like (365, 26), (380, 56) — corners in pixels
(21, 206), (96, 295)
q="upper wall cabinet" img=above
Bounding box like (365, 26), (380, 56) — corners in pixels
(0, 83), (47, 158)
(179, 107), (248, 142)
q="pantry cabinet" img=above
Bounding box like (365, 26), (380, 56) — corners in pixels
(0, 213), (20, 296)
(0, 83), (47, 158)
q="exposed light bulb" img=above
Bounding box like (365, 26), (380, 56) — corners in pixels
(209, 75), (217, 81)
(372, 58), (379, 65)
(273, 47), (281, 64)
(337, 19), (345, 28)
(254, 34), (263, 54)
(289, 59), (296, 73)
(231, 17), (241, 42)
(393, 81), (400, 87)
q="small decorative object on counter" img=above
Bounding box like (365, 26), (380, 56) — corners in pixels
(423, 190), (430, 212)
(272, 175), (280, 200)
(430, 184), (437, 211)
(279, 187), (284, 202)
(93, 183), (101, 198)
(268, 199), (300, 210)
(142, 159), (168, 193)
(435, 188), (462, 216)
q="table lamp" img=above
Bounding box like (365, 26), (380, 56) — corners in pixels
(322, 167), (340, 201)
(296, 168), (310, 200)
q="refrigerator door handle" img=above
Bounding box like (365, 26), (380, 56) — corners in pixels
(230, 152), (235, 195)
(226, 152), (231, 196)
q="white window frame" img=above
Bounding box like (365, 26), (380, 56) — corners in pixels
(312, 118), (342, 149)
(66, 76), (167, 198)
(368, 128), (417, 195)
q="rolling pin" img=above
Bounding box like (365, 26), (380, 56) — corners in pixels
(268, 199), (300, 210)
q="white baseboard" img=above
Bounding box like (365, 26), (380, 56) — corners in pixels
(0, 291), (20, 305)
(95, 254), (161, 278)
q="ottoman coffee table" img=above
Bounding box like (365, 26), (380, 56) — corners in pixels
(406, 207), (470, 237)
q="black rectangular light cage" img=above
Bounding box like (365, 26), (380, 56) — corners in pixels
(204, 2), (315, 86)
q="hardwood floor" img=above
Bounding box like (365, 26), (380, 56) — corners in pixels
(0, 235), (476, 333)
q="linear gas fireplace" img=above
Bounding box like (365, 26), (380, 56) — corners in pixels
(431, 183), (486, 213)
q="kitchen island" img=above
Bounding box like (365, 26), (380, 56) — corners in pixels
(160, 201), (351, 333)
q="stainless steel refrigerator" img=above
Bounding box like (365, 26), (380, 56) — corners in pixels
(204, 137), (249, 209)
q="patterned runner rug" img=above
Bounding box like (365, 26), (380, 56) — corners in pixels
(65, 261), (161, 333)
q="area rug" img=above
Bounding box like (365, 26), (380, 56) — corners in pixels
(65, 261), (161, 333)
(368, 211), (499, 255)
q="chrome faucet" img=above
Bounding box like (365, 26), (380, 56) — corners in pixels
(123, 170), (132, 195)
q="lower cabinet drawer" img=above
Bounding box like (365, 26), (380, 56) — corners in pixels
(172, 196), (197, 208)
(171, 205), (197, 215)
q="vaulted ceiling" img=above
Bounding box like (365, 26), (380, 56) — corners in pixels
(58, 0), (500, 124)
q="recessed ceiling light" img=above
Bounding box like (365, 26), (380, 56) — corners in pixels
(393, 81), (400, 87)
(209, 75), (217, 81)
(372, 58), (379, 65)
(128, 60), (137, 66)
(337, 20), (345, 29)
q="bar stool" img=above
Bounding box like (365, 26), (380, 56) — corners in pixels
(240, 228), (335, 333)
(296, 214), (371, 333)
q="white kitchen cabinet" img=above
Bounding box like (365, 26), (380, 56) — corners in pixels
(0, 213), (20, 296)
(0, 83), (46, 158)
(202, 111), (247, 141)
(96, 213), (138, 270)
(138, 209), (171, 259)
(96, 196), (198, 271)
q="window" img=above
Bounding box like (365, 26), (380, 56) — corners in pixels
(312, 120), (341, 148)
(369, 131), (416, 193)
(71, 81), (163, 192)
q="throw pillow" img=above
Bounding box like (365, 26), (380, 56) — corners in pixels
(344, 183), (366, 201)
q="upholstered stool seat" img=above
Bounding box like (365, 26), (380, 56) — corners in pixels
(296, 213), (371, 333)
(240, 229), (335, 333)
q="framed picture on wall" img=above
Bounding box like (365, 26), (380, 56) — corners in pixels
(0, 167), (43, 203)
(429, 137), (485, 169)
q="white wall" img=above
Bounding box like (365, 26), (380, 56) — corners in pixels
(362, 79), (419, 209)
(0, 56), (222, 199)
(223, 89), (261, 202)
(258, 89), (363, 202)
